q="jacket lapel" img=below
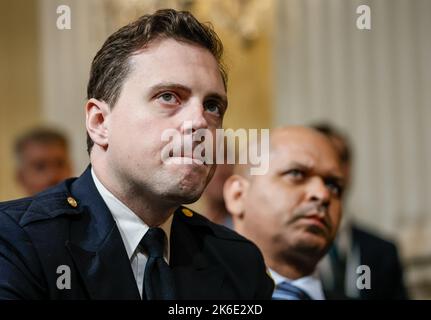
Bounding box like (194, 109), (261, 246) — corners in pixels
(65, 166), (140, 300)
(170, 211), (225, 299)
(64, 168), (225, 299)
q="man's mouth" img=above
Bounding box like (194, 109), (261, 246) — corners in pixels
(171, 156), (205, 165)
(301, 215), (327, 230)
(165, 151), (207, 166)
(297, 209), (331, 233)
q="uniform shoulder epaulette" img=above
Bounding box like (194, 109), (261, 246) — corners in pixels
(0, 179), (81, 227)
(175, 206), (253, 244)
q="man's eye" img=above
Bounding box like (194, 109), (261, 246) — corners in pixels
(204, 101), (222, 116)
(326, 181), (343, 196)
(286, 169), (305, 179)
(157, 92), (180, 105)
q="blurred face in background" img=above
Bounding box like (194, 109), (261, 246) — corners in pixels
(16, 141), (72, 195)
(225, 128), (345, 269)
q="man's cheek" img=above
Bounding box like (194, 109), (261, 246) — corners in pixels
(330, 207), (342, 230)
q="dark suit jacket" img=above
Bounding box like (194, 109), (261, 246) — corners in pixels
(323, 225), (408, 300)
(0, 167), (274, 300)
(353, 226), (407, 300)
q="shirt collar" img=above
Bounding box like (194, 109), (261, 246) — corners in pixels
(91, 168), (173, 263)
(269, 268), (326, 300)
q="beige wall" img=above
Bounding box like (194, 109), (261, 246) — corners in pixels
(0, 0), (41, 200)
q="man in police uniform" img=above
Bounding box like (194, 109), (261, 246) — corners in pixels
(0, 9), (273, 300)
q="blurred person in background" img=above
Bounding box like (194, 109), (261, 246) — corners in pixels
(200, 138), (235, 227)
(313, 122), (408, 300)
(224, 126), (346, 299)
(201, 162), (234, 227)
(14, 127), (73, 195)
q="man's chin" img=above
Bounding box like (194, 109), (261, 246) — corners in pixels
(165, 188), (204, 204)
(181, 193), (202, 204)
(165, 160), (210, 180)
(295, 232), (329, 256)
(170, 178), (208, 203)
(160, 161), (214, 204)
(163, 157), (208, 168)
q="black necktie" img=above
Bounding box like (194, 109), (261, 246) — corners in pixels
(140, 227), (176, 300)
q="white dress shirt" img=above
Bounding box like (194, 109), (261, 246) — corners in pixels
(91, 169), (173, 298)
(269, 268), (326, 300)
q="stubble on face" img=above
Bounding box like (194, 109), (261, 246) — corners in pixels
(103, 38), (226, 207)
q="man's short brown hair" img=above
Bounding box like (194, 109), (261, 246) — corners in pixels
(86, 8), (227, 154)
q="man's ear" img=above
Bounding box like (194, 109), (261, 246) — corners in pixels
(223, 174), (249, 220)
(86, 98), (111, 149)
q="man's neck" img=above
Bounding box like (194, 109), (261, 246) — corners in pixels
(267, 254), (318, 280)
(92, 162), (176, 227)
(204, 199), (229, 225)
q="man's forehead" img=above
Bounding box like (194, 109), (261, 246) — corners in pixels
(126, 38), (226, 94)
(270, 130), (341, 173)
(271, 143), (319, 166)
(24, 141), (66, 152)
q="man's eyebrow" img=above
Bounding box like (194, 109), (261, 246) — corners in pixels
(286, 161), (312, 171)
(325, 174), (345, 184)
(148, 82), (192, 94)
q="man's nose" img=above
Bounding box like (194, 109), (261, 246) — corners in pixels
(181, 100), (209, 134)
(306, 177), (331, 208)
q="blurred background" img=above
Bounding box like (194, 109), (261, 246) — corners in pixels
(0, 0), (430, 298)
